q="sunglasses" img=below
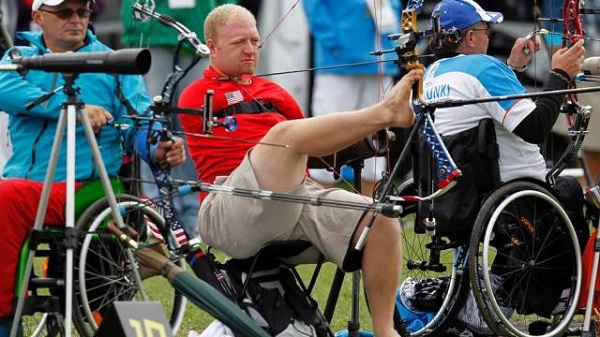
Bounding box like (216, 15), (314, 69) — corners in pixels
(470, 28), (494, 38)
(38, 8), (93, 19)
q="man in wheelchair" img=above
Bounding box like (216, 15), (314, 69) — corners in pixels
(420, 0), (587, 237)
(0, 0), (186, 334)
(416, 0), (590, 333)
(178, 4), (422, 337)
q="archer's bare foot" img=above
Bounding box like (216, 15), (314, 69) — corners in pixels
(381, 68), (422, 128)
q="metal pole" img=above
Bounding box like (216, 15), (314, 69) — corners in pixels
(9, 103), (67, 337)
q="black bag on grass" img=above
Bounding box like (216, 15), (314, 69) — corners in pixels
(220, 259), (329, 337)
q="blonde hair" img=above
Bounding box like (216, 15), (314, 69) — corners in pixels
(204, 4), (256, 42)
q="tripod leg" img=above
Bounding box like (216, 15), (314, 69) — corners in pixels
(10, 107), (67, 337)
(63, 102), (78, 337)
(349, 271), (361, 337)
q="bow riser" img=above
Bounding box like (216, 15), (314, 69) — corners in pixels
(400, 8), (426, 104)
(563, 0), (585, 45)
(396, 4), (462, 194)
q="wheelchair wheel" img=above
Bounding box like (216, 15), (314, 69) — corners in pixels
(72, 194), (187, 337)
(468, 180), (582, 337)
(395, 179), (469, 336)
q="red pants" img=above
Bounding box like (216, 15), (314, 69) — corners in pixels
(0, 179), (81, 318)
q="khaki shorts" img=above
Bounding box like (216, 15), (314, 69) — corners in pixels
(198, 154), (371, 268)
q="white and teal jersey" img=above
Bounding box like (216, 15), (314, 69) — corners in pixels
(423, 54), (546, 182)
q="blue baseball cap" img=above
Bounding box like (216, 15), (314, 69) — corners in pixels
(431, 0), (503, 32)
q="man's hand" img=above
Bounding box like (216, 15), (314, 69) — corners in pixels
(79, 105), (113, 133)
(507, 35), (541, 70)
(154, 137), (186, 167)
(551, 39), (585, 79)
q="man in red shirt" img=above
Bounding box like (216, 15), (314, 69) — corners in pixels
(180, 61), (304, 195)
(179, 5), (420, 336)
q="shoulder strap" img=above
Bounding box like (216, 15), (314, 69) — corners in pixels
(213, 100), (279, 118)
(114, 74), (141, 118)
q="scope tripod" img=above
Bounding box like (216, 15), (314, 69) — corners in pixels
(10, 72), (144, 337)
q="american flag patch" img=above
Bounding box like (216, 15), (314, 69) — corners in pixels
(141, 196), (188, 246)
(148, 220), (165, 243)
(170, 220), (188, 246)
(225, 90), (244, 105)
(140, 196), (166, 243)
(147, 213), (188, 246)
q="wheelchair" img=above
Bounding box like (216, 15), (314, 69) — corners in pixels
(393, 119), (587, 337)
(467, 179), (584, 337)
(14, 178), (187, 337)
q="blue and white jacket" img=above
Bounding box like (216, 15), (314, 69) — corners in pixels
(423, 54), (546, 182)
(0, 30), (154, 182)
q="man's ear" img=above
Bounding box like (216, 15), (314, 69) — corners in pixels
(464, 30), (475, 46)
(207, 38), (216, 53)
(31, 11), (43, 27)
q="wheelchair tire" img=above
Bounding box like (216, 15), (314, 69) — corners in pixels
(468, 180), (583, 337)
(395, 179), (470, 337)
(72, 194), (187, 337)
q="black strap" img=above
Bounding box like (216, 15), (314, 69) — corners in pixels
(114, 74), (141, 118)
(213, 100), (279, 118)
(477, 118), (499, 159)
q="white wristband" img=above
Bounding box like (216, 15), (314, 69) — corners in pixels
(507, 61), (527, 72)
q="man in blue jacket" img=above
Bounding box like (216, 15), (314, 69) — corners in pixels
(0, 0), (185, 333)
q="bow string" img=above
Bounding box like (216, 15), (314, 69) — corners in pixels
(255, 0), (403, 196)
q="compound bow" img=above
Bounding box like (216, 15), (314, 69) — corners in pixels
(545, 0), (593, 186)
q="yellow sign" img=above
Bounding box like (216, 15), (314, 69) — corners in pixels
(95, 301), (173, 337)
